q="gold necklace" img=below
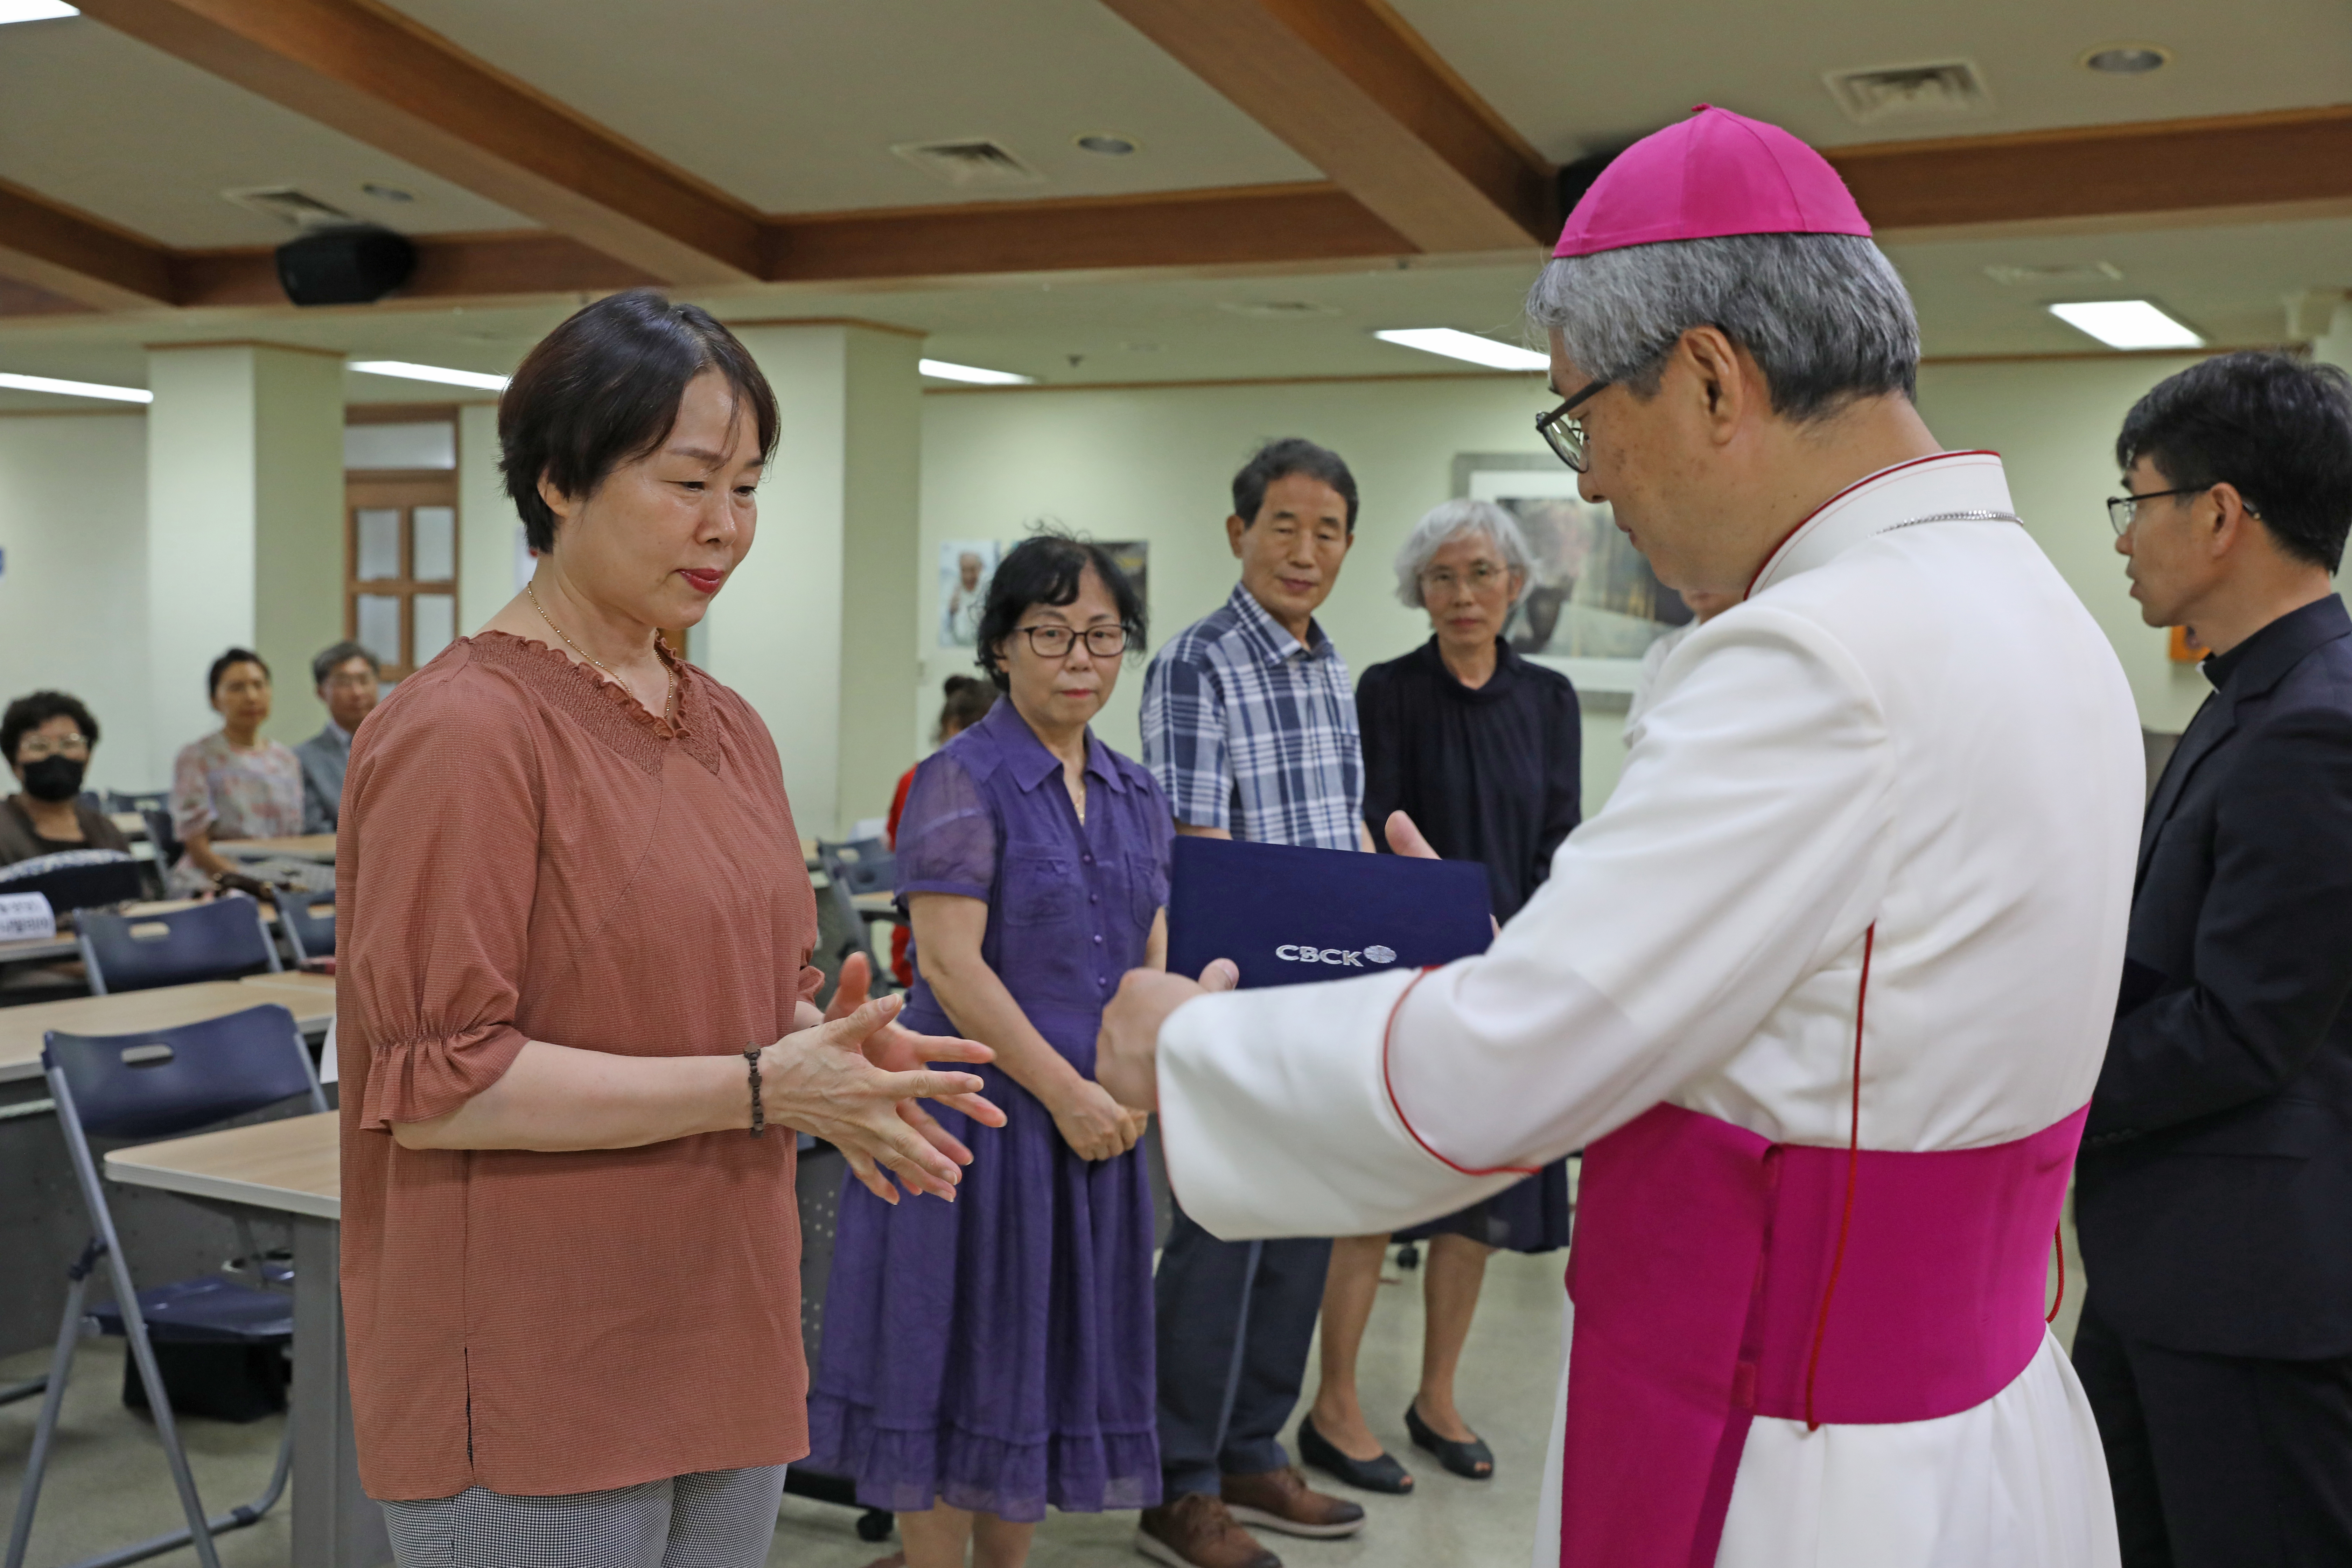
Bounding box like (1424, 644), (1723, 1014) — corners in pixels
(525, 580), (677, 726)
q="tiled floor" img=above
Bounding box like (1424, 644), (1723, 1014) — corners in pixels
(0, 1247), (1569, 1568)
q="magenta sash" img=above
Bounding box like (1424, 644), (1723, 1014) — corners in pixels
(1556, 1101), (2087, 1568)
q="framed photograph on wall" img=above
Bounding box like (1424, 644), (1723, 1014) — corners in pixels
(1098, 540), (1149, 625)
(939, 541), (1000, 649)
(1451, 453), (1691, 695)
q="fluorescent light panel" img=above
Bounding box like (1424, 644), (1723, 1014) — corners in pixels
(2047, 300), (2204, 351)
(919, 358), (1034, 385)
(349, 359), (511, 391)
(1374, 328), (1549, 372)
(0, 2), (77, 24)
(0, 372), (151, 404)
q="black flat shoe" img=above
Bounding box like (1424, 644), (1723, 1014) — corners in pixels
(1297, 1413), (1414, 1494)
(1405, 1401), (1494, 1480)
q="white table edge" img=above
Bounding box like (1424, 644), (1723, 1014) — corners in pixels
(101, 1152), (341, 1221)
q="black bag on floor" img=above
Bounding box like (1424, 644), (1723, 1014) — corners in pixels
(120, 1340), (288, 1423)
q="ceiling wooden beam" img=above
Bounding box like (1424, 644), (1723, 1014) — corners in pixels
(767, 183), (1410, 282)
(1835, 106), (2352, 242)
(75, 0), (763, 285)
(1096, 0), (1556, 252)
(0, 179), (177, 310)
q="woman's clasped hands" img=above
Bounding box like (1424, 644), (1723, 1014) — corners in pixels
(762, 954), (1005, 1205)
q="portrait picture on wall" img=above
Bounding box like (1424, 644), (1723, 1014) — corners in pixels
(1098, 539), (1149, 626)
(939, 541), (1000, 648)
(1451, 453), (1691, 693)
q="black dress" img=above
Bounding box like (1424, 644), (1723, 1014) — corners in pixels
(1357, 636), (1581, 1252)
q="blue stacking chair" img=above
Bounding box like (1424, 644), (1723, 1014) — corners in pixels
(272, 890), (335, 969)
(0, 855), (146, 917)
(75, 896), (281, 995)
(4, 1004), (325, 1568)
(817, 838), (898, 992)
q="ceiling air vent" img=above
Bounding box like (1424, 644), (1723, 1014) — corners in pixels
(1219, 300), (1341, 319)
(891, 140), (1045, 190)
(1984, 261), (2124, 287)
(222, 186), (358, 231)
(1822, 60), (1992, 126)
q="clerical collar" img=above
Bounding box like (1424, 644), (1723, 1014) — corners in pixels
(1747, 450), (2013, 599)
(2200, 595), (2350, 693)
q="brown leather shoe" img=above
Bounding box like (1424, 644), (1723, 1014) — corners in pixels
(1136, 1492), (1281, 1568)
(1220, 1465), (1367, 1539)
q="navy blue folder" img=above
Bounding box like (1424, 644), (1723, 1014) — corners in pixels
(1165, 836), (1494, 990)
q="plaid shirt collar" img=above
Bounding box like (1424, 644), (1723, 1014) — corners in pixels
(1226, 582), (1336, 668)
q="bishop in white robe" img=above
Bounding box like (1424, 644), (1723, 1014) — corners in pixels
(1099, 107), (2140, 1568)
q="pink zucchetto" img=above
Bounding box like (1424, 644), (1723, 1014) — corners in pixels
(1552, 104), (1872, 259)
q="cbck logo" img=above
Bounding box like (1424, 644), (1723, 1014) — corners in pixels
(1274, 944), (1398, 968)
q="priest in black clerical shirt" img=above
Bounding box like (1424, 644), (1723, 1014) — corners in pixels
(2076, 350), (2352, 1568)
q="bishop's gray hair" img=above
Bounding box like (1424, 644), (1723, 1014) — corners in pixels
(1392, 498), (1534, 609)
(1525, 232), (1920, 422)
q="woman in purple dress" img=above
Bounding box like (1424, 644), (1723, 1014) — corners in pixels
(807, 535), (1169, 1568)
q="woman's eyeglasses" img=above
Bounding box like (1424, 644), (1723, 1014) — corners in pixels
(1536, 379), (1610, 473)
(1015, 625), (1129, 659)
(1421, 562), (1509, 595)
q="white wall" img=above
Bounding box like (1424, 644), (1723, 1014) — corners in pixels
(0, 411), (154, 791)
(917, 355), (2235, 822)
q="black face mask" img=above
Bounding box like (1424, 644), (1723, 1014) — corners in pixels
(20, 756), (85, 803)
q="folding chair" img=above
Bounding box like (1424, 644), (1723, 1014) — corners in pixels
(817, 841), (899, 993)
(76, 896), (281, 995)
(272, 890), (334, 969)
(0, 854), (146, 916)
(5, 1003), (326, 1568)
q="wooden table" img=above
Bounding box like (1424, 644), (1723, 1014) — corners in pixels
(106, 1113), (387, 1567)
(0, 979), (334, 1085)
(219, 835), (336, 863)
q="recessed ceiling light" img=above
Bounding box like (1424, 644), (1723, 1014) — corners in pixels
(362, 182), (416, 204)
(0, 371), (150, 403)
(2082, 44), (2170, 75)
(919, 358), (1035, 386)
(2047, 300), (2204, 350)
(1074, 133), (1139, 157)
(349, 359), (510, 391)
(1373, 328), (1549, 372)
(0, 1), (77, 24)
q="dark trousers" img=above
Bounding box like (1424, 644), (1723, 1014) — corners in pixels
(2073, 1293), (2352, 1567)
(1153, 1200), (1331, 1497)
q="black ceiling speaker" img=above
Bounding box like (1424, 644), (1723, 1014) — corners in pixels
(1555, 146), (1632, 220)
(275, 225), (416, 307)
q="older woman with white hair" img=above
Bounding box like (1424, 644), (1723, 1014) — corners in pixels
(1297, 497), (1582, 1494)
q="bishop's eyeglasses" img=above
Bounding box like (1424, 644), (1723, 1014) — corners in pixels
(1536, 379), (1610, 473)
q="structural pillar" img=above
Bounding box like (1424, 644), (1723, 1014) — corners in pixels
(145, 343), (345, 761)
(705, 322), (923, 840)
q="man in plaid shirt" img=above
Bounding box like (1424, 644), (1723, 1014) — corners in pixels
(1137, 438), (1374, 1568)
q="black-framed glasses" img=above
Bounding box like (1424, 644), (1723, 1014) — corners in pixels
(2106, 485), (2206, 536)
(1015, 625), (1129, 659)
(1536, 379), (1610, 472)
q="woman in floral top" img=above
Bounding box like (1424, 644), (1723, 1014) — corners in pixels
(167, 647), (306, 895)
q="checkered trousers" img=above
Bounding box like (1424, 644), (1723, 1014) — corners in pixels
(1142, 584), (1363, 852)
(379, 1464), (786, 1568)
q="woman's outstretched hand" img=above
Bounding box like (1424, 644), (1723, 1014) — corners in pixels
(763, 984), (992, 1205)
(1095, 958), (1240, 1114)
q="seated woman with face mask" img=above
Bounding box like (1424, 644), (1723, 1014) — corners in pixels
(0, 691), (132, 866)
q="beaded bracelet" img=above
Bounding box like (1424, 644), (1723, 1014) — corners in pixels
(743, 1045), (765, 1137)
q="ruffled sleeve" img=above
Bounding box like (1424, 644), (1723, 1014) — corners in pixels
(340, 663), (539, 1130)
(894, 748), (996, 905)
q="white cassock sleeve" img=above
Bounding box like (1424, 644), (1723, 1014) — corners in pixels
(1156, 605), (1897, 1239)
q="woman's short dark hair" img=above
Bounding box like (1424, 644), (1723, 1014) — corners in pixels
(2, 690), (98, 766)
(2117, 351), (2352, 572)
(500, 289), (781, 553)
(208, 648), (269, 697)
(976, 534), (1148, 692)
(1231, 437), (1359, 532)
(935, 674), (997, 743)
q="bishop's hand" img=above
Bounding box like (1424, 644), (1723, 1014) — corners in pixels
(1097, 959), (1238, 1113)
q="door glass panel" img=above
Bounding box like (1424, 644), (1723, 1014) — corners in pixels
(356, 595), (402, 668)
(411, 506), (456, 581)
(411, 594), (456, 667)
(355, 509), (402, 580)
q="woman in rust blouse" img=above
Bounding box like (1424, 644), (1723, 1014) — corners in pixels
(339, 290), (1001, 1567)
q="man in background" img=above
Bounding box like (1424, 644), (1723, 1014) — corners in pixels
(1136, 437), (1371, 1568)
(295, 640), (380, 833)
(2077, 349), (2352, 1566)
